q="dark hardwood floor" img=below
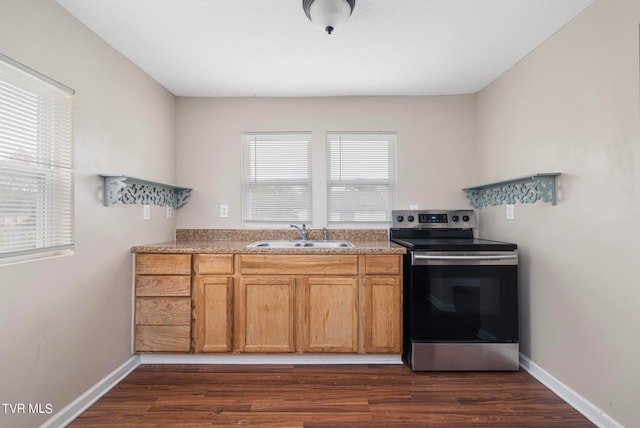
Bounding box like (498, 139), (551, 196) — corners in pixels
(70, 364), (593, 427)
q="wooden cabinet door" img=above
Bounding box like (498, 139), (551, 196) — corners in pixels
(300, 277), (358, 353)
(237, 276), (296, 353)
(363, 277), (401, 353)
(194, 276), (234, 353)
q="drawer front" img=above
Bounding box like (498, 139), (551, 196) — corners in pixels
(364, 255), (401, 275)
(135, 254), (192, 275)
(239, 255), (358, 275)
(135, 297), (191, 325)
(197, 254), (234, 275)
(134, 325), (191, 352)
(135, 275), (191, 296)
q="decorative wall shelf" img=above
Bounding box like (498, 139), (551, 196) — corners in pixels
(100, 175), (192, 208)
(463, 173), (561, 209)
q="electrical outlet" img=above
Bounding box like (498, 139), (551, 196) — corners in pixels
(166, 205), (172, 219)
(220, 204), (229, 218)
(143, 204), (151, 220)
(506, 204), (515, 220)
(410, 204), (420, 210)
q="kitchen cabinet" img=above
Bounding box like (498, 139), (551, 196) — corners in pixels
(362, 255), (402, 353)
(193, 254), (234, 353)
(135, 251), (402, 355)
(238, 254), (359, 353)
(134, 254), (192, 352)
(363, 276), (401, 353)
(236, 276), (296, 352)
(300, 276), (358, 352)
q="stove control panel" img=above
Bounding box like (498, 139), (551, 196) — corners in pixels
(392, 210), (476, 229)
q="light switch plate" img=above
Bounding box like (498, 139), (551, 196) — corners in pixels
(506, 204), (515, 220)
(143, 204), (151, 220)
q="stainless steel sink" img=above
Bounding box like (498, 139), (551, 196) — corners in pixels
(246, 240), (354, 248)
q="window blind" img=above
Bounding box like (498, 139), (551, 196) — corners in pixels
(242, 132), (312, 225)
(0, 54), (74, 260)
(327, 132), (396, 225)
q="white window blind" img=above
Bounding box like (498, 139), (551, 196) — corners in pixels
(328, 132), (396, 225)
(0, 53), (74, 261)
(242, 132), (312, 226)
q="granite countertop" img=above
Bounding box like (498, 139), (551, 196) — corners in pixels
(131, 229), (406, 255)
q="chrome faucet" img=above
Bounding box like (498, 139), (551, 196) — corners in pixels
(290, 224), (308, 240)
(323, 227), (328, 241)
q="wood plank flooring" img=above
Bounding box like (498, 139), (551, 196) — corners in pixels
(70, 364), (593, 427)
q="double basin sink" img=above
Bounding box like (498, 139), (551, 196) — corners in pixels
(247, 240), (354, 249)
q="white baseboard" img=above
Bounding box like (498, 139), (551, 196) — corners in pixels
(39, 355), (140, 428)
(139, 353), (403, 365)
(519, 354), (622, 428)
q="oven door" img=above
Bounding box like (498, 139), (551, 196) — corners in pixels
(408, 251), (518, 343)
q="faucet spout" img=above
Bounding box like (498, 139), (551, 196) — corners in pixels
(290, 224), (308, 240)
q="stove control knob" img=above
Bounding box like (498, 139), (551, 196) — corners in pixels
(462, 215), (470, 222)
(407, 215), (415, 222)
(396, 215), (404, 222)
(452, 215), (460, 222)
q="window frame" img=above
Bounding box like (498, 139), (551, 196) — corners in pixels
(0, 53), (74, 264)
(326, 131), (397, 227)
(241, 132), (312, 227)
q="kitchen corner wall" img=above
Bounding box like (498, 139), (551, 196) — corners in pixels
(476, 0), (640, 426)
(0, 1), (177, 427)
(175, 96), (476, 229)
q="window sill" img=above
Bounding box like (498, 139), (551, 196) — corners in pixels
(0, 249), (74, 267)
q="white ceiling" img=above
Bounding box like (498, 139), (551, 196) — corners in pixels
(54, 0), (594, 97)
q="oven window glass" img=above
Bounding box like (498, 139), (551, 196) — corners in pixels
(410, 265), (518, 342)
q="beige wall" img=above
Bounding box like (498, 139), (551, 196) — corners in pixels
(476, 0), (639, 426)
(176, 96), (477, 228)
(0, 1), (177, 427)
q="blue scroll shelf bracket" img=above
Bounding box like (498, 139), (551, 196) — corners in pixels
(463, 173), (561, 209)
(100, 175), (192, 209)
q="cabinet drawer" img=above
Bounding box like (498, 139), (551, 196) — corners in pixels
(134, 325), (191, 352)
(136, 254), (191, 275)
(135, 297), (191, 325)
(364, 255), (401, 275)
(196, 254), (234, 275)
(239, 255), (358, 275)
(135, 275), (191, 296)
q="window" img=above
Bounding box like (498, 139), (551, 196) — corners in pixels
(0, 53), (74, 262)
(242, 132), (312, 226)
(327, 132), (396, 225)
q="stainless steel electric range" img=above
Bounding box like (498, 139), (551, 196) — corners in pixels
(391, 209), (519, 371)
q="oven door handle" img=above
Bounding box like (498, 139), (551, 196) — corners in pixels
(412, 253), (518, 265)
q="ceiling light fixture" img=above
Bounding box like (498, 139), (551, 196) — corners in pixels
(302, 0), (356, 35)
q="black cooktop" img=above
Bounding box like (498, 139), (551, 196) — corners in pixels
(391, 237), (517, 252)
